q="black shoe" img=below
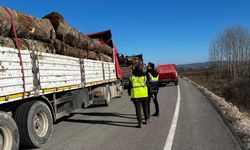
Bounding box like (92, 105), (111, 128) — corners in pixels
(152, 113), (159, 116)
(137, 123), (142, 128)
(143, 120), (148, 124)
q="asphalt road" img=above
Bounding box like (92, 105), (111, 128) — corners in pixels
(31, 78), (240, 150)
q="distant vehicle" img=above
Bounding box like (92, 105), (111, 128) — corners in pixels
(119, 54), (144, 88)
(157, 64), (178, 86)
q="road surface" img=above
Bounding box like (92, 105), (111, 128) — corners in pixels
(31, 78), (240, 150)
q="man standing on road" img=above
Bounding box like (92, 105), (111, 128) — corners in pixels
(128, 65), (150, 128)
(146, 62), (160, 116)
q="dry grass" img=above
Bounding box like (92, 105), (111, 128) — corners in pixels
(179, 68), (250, 114)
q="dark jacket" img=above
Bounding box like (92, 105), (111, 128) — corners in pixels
(146, 69), (159, 93)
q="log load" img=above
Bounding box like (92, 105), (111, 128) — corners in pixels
(0, 6), (12, 36)
(44, 12), (113, 54)
(98, 53), (112, 62)
(87, 51), (98, 60)
(0, 6), (55, 42)
(118, 55), (143, 68)
(0, 36), (52, 53)
(43, 12), (96, 50)
(98, 44), (113, 56)
(92, 38), (113, 55)
(18, 38), (52, 53)
(127, 56), (143, 67)
(0, 36), (15, 48)
(0, 36), (112, 61)
(0, 6), (113, 62)
(53, 39), (87, 59)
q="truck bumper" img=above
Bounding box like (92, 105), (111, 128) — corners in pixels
(159, 78), (178, 85)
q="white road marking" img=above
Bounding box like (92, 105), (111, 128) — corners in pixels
(163, 85), (181, 150)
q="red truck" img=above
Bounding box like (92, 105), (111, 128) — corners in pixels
(157, 64), (178, 86)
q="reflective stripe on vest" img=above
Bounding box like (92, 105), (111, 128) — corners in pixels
(131, 75), (148, 98)
(148, 73), (159, 82)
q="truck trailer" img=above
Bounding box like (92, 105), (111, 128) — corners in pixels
(118, 54), (144, 88)
(157, 64), (178, 86)
(0, 29), (123, 149)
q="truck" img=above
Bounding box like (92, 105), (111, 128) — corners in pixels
(0, 30), (123, 149)
(118, 54), (144, 88)
(157, 64), (178, 86)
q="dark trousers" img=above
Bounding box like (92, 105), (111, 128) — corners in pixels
(132, 99), (149, 125)
(148, 92), (159, 115)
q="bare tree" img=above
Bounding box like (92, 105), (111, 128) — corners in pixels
(209, 26), (250, 79)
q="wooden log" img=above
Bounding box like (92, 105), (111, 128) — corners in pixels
(87, 51), (98, 60)
(0, 36), (15, 48)
(18, 39), (52, 53)
(92, 39), (100, 45)
(128, 56), (143, 68)
(0, 6), (12, 36)
(52, 39), (87, 58)
(98, 53), (112, 62)
(11, 11), (56, 42)
(85, 36), (96, 51)
(98, 44), (113, 55)
(92, 38), (112, 55)
(44, 12), (96, 50)
(0, 36), (52, 53)
(0, 6), (56, 42)
(79, 49), (88, 59)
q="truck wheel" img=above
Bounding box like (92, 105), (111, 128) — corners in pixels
(0, 112), (19, 150)
(14, 101), (53, 148)
(116, 82), (123, 98)
(119, 85), (124, 97)
(105, 88), (111, 106)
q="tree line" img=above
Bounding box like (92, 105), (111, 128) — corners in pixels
(209, 26), (250, 79)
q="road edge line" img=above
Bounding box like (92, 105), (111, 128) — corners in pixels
(163, 85), (181, 150)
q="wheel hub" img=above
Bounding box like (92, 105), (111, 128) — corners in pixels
(34, 111), (49, 137)
(0, 126), (13, 150)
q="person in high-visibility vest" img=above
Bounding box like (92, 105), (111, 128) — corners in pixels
(128, 65), (151, 128)
(146, 62), (160, 116)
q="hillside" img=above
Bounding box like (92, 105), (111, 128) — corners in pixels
(177, 62), (210, 69)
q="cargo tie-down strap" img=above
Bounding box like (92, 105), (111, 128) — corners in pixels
(5, 7), (26, 99)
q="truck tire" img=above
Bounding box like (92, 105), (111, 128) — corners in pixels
(14, 101), (53, 148)
(105, 87), (111, 106)
(116, 81), (123, 98)
(175, 80), (178, 86)
(0, 112), (19, 150)
(118, 85), (123, 98)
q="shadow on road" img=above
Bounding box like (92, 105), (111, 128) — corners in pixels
(159, 83), (176, 87)
(75, 112), (137, 120)
(65, 112), (139, 128)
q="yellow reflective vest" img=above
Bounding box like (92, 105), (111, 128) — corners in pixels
(148, 73), (159, 93)
(130, 75), (148, 98)
(148, 73), (159, 82)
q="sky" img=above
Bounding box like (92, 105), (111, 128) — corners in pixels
(1, 0), (250, 65)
